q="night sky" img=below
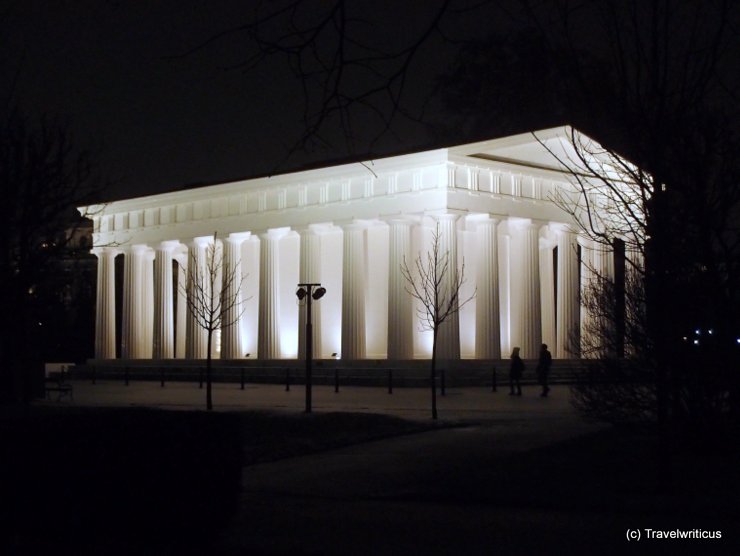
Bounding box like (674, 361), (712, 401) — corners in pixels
(3, 0), (502, 202)
(4, 1), (737, 203)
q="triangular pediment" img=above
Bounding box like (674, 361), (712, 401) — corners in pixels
(449, 126), (593, 173)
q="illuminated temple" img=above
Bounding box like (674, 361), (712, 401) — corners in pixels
(82, 127), (617, 363)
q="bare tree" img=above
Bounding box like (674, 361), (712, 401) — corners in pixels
(460, 0), (740, 460)
(573, 244), (656, 423)
(185, 0), (459, 167)
(401, 224), (474, 419)
(183, 232), (245, 411)
(0, 110), (104, 403)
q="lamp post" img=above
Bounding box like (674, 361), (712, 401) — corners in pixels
(296, 283), (326, 413)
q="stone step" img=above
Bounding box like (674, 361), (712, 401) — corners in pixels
(72, 360), (594, 387)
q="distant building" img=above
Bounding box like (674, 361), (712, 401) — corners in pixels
(40, 220), (96, 361)
(81, 127), (621, 362)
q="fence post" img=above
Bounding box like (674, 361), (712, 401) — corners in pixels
(240, 368), (245, 390)
(160, 368), (165, 388)
(492, 366), (497, 392)
(124, 367), (129, 386)
(285, 368), (290, 392)
(199, 368), (204, 389)
(441, 369), (446, 396)
(388, 369), (393, 394)
(334, 369), (339, 393)
(92, 366), (96, 385)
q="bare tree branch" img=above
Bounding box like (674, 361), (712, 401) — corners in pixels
(401, 222), (475, 419)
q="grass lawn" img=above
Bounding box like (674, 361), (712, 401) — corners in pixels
(2, 405), (737, 554)
(476, 426), (740, 520)
(0, 406), (437, 555)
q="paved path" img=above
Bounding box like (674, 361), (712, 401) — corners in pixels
(67, 379), (576, 422)
(62, 380), (737, 555)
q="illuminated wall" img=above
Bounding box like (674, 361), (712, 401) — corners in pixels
(83, 127), (619, 361)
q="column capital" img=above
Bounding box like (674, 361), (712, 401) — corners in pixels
(577, 234), (596, 248)
(260, 227), (291, 241)
(539, 225), (558, 249)
(426, 211), (462, 223)
(123, 243), (154, 262)
(91, 246), (121, 258)
(118, 243), (150, 254)
(466, 213), (499, 230)
(296, 222), (335, 236)
(550, 222), (579, 235)
(508, 217), (546, 231)
(156, 240), (181, 252)
(340, 220), (369, 232)
(383, 214), (419, 227)
(190, 235), (215, 248)
(225, 231), (252, 245)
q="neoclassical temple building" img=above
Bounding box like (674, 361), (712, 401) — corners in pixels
(82, 127), (618, 363)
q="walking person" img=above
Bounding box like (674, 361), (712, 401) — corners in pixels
(509, 347), (524, 396)
(536, 343), (552, 397)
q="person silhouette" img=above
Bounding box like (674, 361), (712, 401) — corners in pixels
(509, 347), (524, 396)
(536, 343), (552, 397)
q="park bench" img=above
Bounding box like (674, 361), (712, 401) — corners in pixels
(45, 376), (74, 401)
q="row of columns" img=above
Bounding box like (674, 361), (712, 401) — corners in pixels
(93, 215), (610, 361)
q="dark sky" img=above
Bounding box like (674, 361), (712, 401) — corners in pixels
(4, 1), (736, 203)
(3, 0), (493, 202)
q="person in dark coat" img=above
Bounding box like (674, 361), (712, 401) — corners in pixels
(509, 347), (524, 396)
(536, 343), (553, 397)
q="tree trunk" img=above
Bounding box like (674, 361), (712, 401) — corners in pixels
(206, 330), (213, 411)
(645, 186), (672, 492)
(431, 329), (438, 420)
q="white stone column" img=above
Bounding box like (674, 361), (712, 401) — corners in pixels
(595, 241), (614, 282)
(175, 254), (187, 358)
(624, 245), (643, 357)
(121, 244), (148, 359)
(387, 219), (414, 360)
(142, 249), (155, 359)
(221, 232), (250, 359)
(434, 214), (460, 360)
(298, 227), (323, 359)
(186, 238), (210, 359)
(498, 221), (512, 355)
(539, 228), (557, 352)
(511, 220), (541, 359)
(580, 237), (596, 357)
(475, 217), (501, 359)
(153, 241), (178, 359)
(594, 240), (615, 357)
(121, 247), (134, 359)
(259, 229), (286, 359)
(342, 222), (367, 359)
(93, 247), (118, 359)
(556, 226), (580, 358)
(211, 239), (224, 359)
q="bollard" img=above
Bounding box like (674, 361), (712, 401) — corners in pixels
(240, 369), (245, 390)
(334, 369), (339, 393)
(492, 366), (497, 392)
(441, 369), (446, 396)
(124, 367), (129, 386)
(388, 369), (393, 394)
(160, 368), (165, 388)
(285, 368), (290, 392)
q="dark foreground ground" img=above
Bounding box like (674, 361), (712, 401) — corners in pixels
(2, 382), (739, 555)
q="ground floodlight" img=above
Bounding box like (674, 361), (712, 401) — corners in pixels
(313, 287), (326, 300)
(296, 288), (307, 300)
